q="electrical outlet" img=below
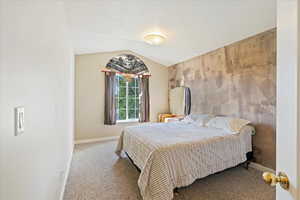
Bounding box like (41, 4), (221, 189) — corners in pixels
(15, 106), (25, 136)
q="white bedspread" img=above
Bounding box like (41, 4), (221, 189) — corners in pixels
(116, 122), (253, 200)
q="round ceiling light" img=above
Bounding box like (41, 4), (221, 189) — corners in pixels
(144, 33), (166, 45)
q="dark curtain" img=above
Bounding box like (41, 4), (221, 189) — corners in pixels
(184, 87), (191, 115)
(104, 72), (117, 125)
(139, 76), (150, 122)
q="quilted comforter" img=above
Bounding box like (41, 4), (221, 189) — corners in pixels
(116, 122), (253, 200)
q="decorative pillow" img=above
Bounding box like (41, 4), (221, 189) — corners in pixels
(182, 114), (214, 126)
(206, 116), (250, 133)
(181, 115), (194, 124)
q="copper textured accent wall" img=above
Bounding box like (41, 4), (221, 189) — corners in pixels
(169, 29), (276, 169)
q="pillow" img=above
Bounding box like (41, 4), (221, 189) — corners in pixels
(206, 116), (250, 133)
(181, 115), (194, 124)
(182, 114), (214, 126)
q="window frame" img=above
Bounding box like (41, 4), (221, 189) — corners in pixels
(116, 75), (140, 123)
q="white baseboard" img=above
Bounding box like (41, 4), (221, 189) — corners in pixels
(59, 143), (74, 200)
(249, 162), (276, 174)
(74, 136), (119, 145)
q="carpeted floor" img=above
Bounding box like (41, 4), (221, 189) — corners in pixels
(64, 140), (275, 200)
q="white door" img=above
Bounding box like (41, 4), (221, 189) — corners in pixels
(276, 0), (300, 199)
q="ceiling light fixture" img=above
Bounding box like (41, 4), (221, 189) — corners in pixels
(144, 33), (166, 45)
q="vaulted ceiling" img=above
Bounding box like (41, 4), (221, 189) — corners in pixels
(63, 0), (276, 66)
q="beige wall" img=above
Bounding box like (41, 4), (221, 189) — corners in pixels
(169, 29), (276, 169)
(0, 1), (74, 200)
(75, 50), (169, 140)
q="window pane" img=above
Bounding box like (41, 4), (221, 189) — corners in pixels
(128, 98), (136, 110)
(128, 87), (136, 97)
(116, 76), (140, 121)
(118, 109), (126, 120)
(128, 79), (136, 87)
(119, 86), (126, 97)
(118, 98), (126, 110)
(128, 98), (137, 110)
(128, 109), (136, 119)
(119, 76), (126, 87)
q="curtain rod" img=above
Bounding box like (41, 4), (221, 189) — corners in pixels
(100, 69), (151, 77)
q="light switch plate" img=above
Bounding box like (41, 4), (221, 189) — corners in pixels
(15, 106), (25, 136)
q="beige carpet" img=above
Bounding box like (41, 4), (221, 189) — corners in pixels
(64, 140), (275, 200)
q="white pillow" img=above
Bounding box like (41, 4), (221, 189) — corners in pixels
(181, 115), (194, 124)
(182, 114), (214, 126)
(207, 116), (250, 133)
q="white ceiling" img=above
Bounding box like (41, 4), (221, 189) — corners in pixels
(63, 0), (276, 66)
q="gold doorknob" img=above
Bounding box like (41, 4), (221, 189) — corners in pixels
(262, 172), (289, 190)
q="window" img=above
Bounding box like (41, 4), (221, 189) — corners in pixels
(116, 75), (140, 122)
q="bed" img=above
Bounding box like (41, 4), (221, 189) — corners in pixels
(115, 120), (254, 200)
